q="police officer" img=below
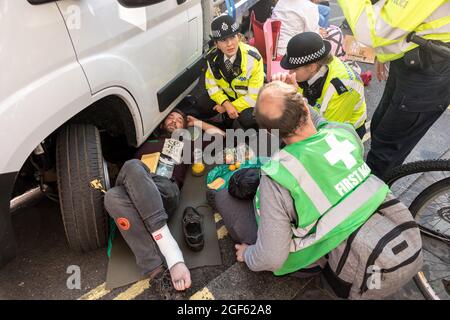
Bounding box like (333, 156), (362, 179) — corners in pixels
(272, 32), (368, 138)
(337, 0), (450, 178)
(198, 15), (264, 130)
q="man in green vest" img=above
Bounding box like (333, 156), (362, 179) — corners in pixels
(235, 81), (389, 275)
(272, 32), (368, 139)
(336, 0), (450, 178)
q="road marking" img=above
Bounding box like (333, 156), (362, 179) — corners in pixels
(217, 225), (228, 240)
(78, 283), (110, 300)
(189, 287), (215, 300)
(113, 279), (150, 300)
(214, 213), (222, 223)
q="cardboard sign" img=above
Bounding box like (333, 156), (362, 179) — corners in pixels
(344, 35), (376, 64)
(162, 138), (184, 164)
(141, 152), (160, 173)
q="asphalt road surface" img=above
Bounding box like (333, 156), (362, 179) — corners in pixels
(1, 1), (449, 300)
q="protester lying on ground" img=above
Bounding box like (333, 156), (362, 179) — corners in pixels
(104, 109), (224, 297)
(234, 81), (389, 276)
(272, 32), (367, 138)
(194, 15), (264, 130)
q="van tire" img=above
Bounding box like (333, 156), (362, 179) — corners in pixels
(56, 124), (109, 252)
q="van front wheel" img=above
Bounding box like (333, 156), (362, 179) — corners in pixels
(56, 124), (109, 252)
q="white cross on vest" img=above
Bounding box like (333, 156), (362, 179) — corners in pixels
(324, 134), (357, 170)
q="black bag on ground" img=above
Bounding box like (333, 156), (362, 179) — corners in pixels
(228, 168), (260, 200)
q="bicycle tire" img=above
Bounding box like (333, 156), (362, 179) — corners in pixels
(383, 159), (450, 186)
(410, 178), (450, 300)
(409, 177), (450, 244)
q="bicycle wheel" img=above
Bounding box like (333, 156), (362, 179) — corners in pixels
(384, 159), (450, 187)
(409, 178), (450, 300)
(383, 159), (450, 300)
(384, 159), (450, 242)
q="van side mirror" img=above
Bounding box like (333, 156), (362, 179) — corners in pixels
(117, 0), (166, 7)
(27, 0), (59, 4)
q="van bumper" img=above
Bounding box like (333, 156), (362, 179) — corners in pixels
(0, 172), (18, 268)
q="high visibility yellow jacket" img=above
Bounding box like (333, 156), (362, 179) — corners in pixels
(298, 56), (367, 129)
(337, 0), (450, 62)
(205, 42), (264, 113)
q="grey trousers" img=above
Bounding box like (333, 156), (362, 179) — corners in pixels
(104, 159), (180, 275)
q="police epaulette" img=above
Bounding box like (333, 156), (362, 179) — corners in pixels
(330, 78), (348, 95)
(247, 50), (261, 61)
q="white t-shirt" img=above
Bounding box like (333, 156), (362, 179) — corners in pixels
(271, 0), (320, 56)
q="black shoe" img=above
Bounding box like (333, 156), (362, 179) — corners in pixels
(182, 207), (204, 252)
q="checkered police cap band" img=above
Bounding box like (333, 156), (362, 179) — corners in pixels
(288, 46), (326, 65)
(212, 21), (239, 39)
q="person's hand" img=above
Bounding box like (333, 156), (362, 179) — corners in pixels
(213, 104), (226, 113)
(225, 103), (239, 119)
(169, 262), (192, 291)
(375, 59), (389, 81)
(187, 115), (201, 127)
(235, 243), (249, 262)
(319, 28), (329, 38)
(271, 72), (299, 89)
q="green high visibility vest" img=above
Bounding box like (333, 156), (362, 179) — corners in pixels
(337, 0), (450, 62)
(297, 56), (367, 129)
(255, 122), (389, 275)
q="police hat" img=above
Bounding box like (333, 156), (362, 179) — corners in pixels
(280, 32), (332, 70)
(210, 15), (240, 41)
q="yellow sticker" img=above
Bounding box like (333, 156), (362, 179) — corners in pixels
(207, 177), (225, 190)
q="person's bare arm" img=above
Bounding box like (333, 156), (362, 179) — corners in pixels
(187, 115), (225, 136)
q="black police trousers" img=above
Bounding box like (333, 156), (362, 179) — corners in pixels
(366, 51), (450, 179)
(104, 160), (180, 275)
(181, 90), (258, 131)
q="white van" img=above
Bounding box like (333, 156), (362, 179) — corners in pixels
(0, 0), (267, 267)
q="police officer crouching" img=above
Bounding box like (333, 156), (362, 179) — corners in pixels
(194, 15), (265, 130)
(273, 32), (368, 138)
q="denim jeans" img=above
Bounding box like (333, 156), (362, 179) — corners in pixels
(318, 4), (330, 28)
(104, 159), (180, 275)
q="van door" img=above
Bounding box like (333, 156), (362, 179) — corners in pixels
(57, 0), (203, 140)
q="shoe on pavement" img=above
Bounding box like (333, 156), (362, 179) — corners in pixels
(182, 206), (204, 252)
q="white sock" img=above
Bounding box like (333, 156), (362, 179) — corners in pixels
(151, 224), (184, 270)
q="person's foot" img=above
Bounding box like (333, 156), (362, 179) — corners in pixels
(153, 268), (183, 300)
(152, 263), (192, 300)
(169, 262), (192, 291)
